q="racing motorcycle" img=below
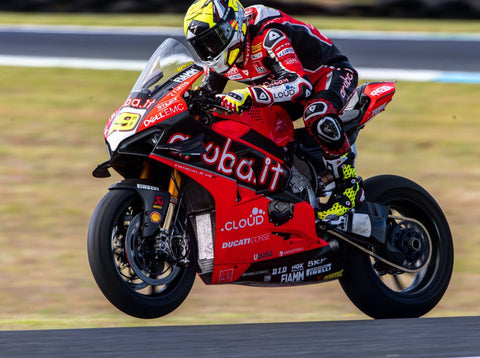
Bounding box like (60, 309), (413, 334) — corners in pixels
(87, 38), (453, 319)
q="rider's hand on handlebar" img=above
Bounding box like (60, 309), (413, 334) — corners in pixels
(221, 88), (253, 113)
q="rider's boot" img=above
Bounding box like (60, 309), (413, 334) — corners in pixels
(317, 150), (365, 222)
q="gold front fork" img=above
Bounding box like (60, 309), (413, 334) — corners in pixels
(163, 169), (183, 232)
(140, 161), (152, 180)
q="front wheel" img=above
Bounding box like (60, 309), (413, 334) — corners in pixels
(339, 175), (453, 318)
(87, 188), (197, 319)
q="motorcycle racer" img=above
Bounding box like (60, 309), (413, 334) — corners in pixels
(184, 0), (365, 222)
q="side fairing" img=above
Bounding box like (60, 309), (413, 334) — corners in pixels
(152, 120), (291, 194)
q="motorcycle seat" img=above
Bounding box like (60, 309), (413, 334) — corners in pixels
(339, 84), (365, 124)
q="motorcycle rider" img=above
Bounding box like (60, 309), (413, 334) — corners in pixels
(184, 0), (364, 222)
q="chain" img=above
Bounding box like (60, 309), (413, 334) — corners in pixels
(327, 215), (432, 274)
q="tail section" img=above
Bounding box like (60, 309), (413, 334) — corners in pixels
(360, 81), (396, 125)
(340, 81), (396, 126)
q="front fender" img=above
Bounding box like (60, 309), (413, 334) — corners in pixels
(110, 179), (171, 237)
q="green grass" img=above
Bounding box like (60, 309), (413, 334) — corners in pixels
(0, 65), (479, 330)
(1, 11), (480, 32)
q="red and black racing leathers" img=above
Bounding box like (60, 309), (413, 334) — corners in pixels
(201, 4), (358, 157)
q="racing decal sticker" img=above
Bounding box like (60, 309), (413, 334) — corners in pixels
(263, 29), (286, 49)
(172, 66), (201, 83)
(218, 269), (234, 283)
(141, 100), (187, 129)
(252, 43), (263, 53)
(123, 97), (157, 109)
(253, 251), (273, 261)
(153, 195), (165, 210)
(149, 211), (162, 223)
(276, 47), (295, 58)
(159, 132), (289, 192)
(108, 112), (141, 135)
(220, 207), (267, 233)
(250, 86), (273, 105)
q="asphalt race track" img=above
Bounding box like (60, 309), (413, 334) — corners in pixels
(1, 316), (480, 357)
(1, 26), (480, 72)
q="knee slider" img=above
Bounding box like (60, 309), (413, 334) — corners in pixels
(316, 115), (342, 143)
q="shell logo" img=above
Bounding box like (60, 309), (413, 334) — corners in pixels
(150, 212), (162, 223)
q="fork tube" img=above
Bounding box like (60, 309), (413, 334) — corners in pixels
(163, 169), (183, 231)
(139, 160), (152, 179)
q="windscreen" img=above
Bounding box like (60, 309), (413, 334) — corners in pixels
(131, 38), (196, 94)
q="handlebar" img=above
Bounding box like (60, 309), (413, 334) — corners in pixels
(184, 88), (231, 116)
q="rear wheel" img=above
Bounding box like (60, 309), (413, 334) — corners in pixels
(87, 188), (196, 319)
(339, 175), (453, 318)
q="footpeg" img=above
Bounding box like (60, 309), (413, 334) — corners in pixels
(328, 202), (389, 244)
(331, 211), (372, 238)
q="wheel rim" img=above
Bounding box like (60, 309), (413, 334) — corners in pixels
(124, 214), (181, 286)
(110, 196), (187, 296)
(371, 199), (441, 296)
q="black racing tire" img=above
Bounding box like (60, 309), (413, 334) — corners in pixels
(339, 175), (454, 319)
(87, 188), (196, 319)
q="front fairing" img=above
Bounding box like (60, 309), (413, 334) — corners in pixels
(97, 38), (291, 194)
(104, 38), (204, 154)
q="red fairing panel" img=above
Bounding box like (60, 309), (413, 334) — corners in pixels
(361, 82), (396, 125)
(213, 105), (295, 147)
(149, 154), (328, 285)
(138, 71), (204, 132)
(211, 193), (326, 284)
(214, 197), (322, 262)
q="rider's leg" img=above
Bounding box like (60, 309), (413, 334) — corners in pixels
(302, 68), (363, 221)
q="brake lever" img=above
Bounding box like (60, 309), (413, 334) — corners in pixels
(212, 104), (232, 113)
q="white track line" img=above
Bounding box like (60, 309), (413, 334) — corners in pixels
(1, 26), (479, 83)
(2, 54), (479, 84)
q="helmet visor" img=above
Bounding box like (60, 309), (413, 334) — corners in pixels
(188, 12), (236, 61)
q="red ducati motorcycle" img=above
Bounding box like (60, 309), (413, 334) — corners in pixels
(88, 39), (453, 319)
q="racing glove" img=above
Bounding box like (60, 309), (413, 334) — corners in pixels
(221, 88), (253, 113)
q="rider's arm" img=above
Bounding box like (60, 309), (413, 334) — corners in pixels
(222, 28), (313, 112)
(200, 67), (229, 94)
(249, 28), (313, 106)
